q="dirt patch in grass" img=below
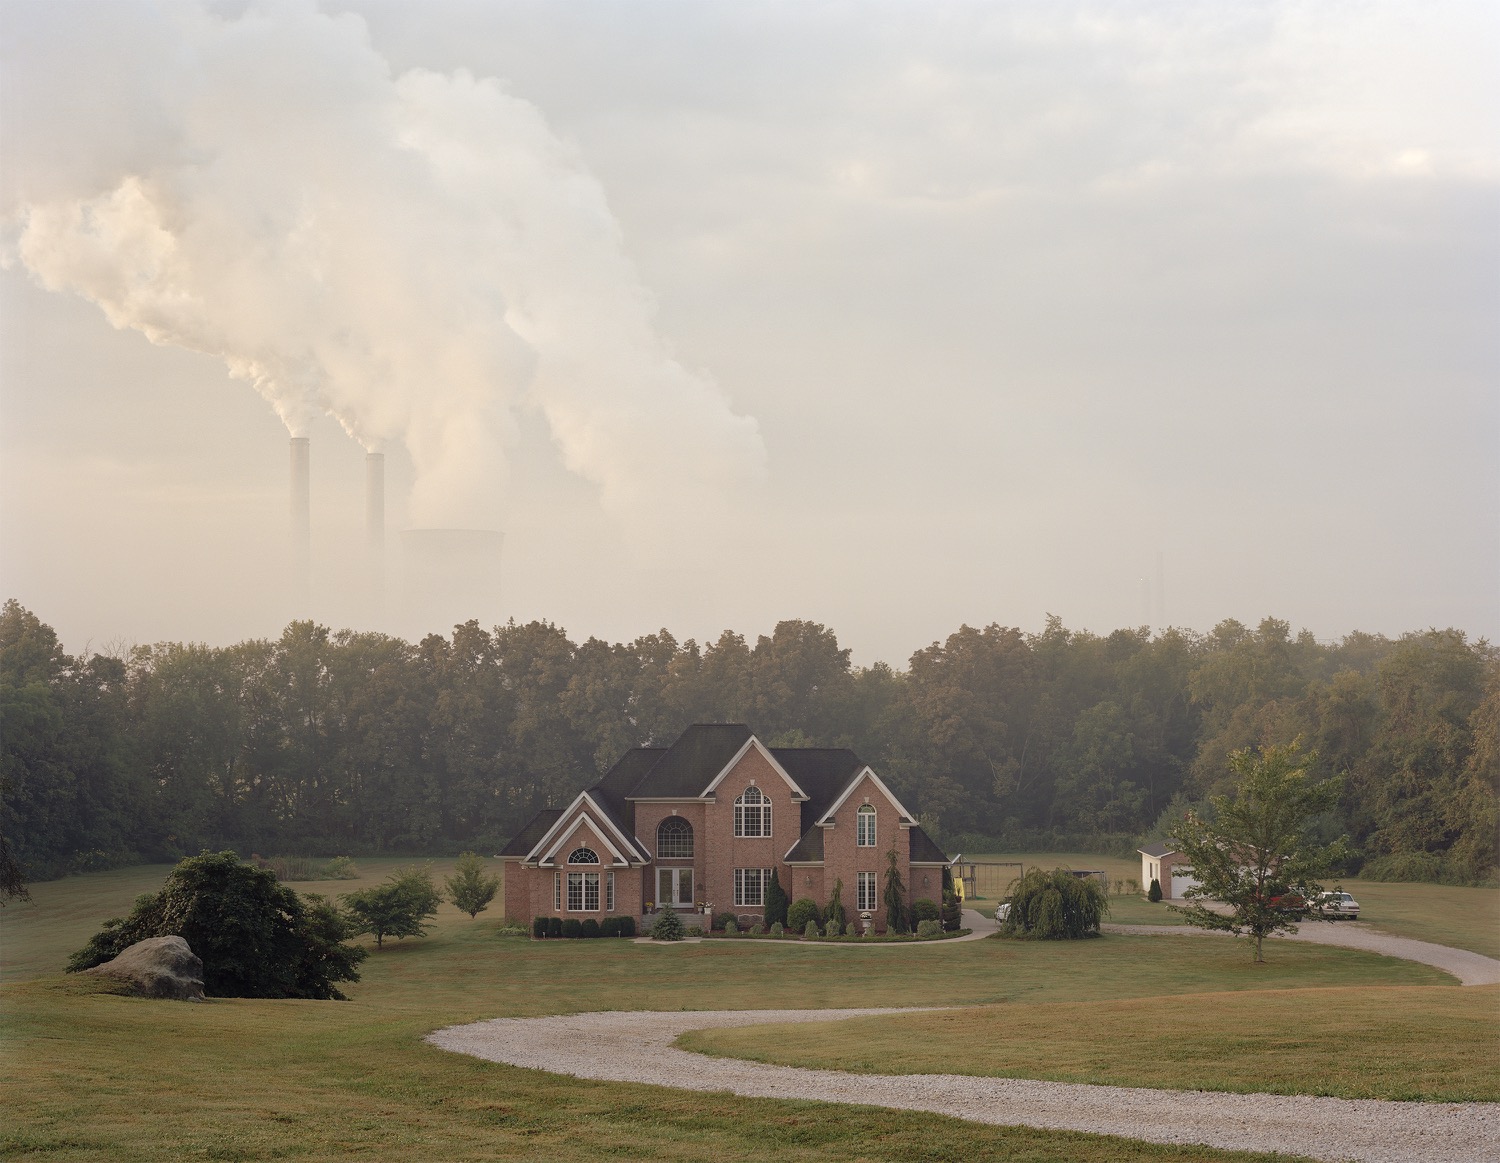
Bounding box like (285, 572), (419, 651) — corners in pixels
(679, 984), (1500, 1102)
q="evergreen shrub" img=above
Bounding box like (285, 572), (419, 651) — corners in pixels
(714, 911), (737, 931)
(770, 921), (783, 936)
(916, 919), (942, 939)
(650, 908), (685, 941)
(1148, 878), (1163, 902)
(547, 916), (563, 938)
(910, 898), (940, 924)
(824, 919), (841, 937)
(561, 918), (582, 939)
(617, 916), (636, 938)
(532, 916), (548, 939)
(787, 897), (821, 933)
(941, 889), (962, 930)
(600, 917), (619, 937)
(802, 919), (819, 938)
(580, 918), (600, 938)
(724, 918), (738, 934)
(749, 922), (764, 935)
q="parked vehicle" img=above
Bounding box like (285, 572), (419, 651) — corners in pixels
(995, 902), (1011, 923)
(1313, 890), (1360, 920)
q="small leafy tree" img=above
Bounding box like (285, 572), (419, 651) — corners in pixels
(882, 845), (908, 933)
(1171, 741), (1347, 962)
(445, 852), (500, 918)
(343, 865), (441, 946)
(1000, 867), (1109, 939)
(67, 850), (365, 998)
(787, 897), (821, 933)
(764, 868), (789, 929)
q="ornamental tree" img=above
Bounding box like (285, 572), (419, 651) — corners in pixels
(1000, 867), (1108, 939)
(1170, 741), (1348, 962)
(882, 845), (908, 933)
(343, 865), (442, 946)
(444, 852), (500, 918)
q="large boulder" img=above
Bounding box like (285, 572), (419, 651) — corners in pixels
(84, 935), (205, 1001)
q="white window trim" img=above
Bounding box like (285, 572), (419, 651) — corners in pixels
(567, 870), (602, 912)
(733, 867), (772, 907)
(554, 871), (561, 911)
(857, 871), (877, 912)
(656, 816), (694, 860)
(606, 871), (615, 913)
(526, 793), (647, 865)
(857, 804), (876, 847)
(699, 735), (808, 800)
(733, 786), (772, 838)
(657, 866), (695, 909)
(567, 847), (600, 865)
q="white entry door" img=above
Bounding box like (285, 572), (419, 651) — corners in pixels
(657, 867), (694, 908)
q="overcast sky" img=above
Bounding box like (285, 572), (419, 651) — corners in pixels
(2, 0), (1496, 665)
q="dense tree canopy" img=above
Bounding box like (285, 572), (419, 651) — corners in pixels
(3, 600), (1495, 884)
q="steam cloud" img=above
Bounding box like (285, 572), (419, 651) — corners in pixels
(2, 0), (764, 531)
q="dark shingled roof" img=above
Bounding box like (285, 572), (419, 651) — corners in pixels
(1138, 841), (1178, 858)
(497, 808), (563, 857)
(591, 747), (665, 842)
(782, 828), (823, 863)
(772, 748), (864, 834)
(907, 826), (949, 864)
(627, 723), (752, 798)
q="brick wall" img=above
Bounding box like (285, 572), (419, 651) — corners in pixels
(701, 744), (799, 923)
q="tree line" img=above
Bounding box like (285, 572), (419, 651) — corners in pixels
(3, 599), (1495, 884)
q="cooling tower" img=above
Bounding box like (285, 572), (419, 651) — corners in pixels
(290, 437), (310, 600)
(401, 528), (504, 634)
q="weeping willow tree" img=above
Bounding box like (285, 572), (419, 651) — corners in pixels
(999, 867), (1109, 939)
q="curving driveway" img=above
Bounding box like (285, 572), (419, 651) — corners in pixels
(429, 1006), (1500, 1163)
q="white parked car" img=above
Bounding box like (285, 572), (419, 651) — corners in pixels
(1313, 890), (1360, 920)
(995, 902), (1011, 923)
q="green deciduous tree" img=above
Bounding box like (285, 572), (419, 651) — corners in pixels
(66, 850), (365, 998)
(343, 865), (442, 946)
(444, 851), (500, 918)
(1171, 741), (1347, 962)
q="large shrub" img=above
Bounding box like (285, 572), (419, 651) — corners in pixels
(580, 918), (601, 938)
(787, 897), (821, 933)
(561, 917), (582, 938)
(1000, 867), (1109, 939)
(532, 916), (549, 939)
(547, 916), (563, 938)
(1147, 878), (1163, 902)
(66, 850), (365, 999)
(941, 889), (962, 931)
(616, 915), (636, 938)
(916, 919), (942, 939)
(600, 917), (620, 937)
(910, 898), (940, 924)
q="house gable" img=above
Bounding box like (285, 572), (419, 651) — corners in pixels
(815, 765), (915, 827)
(699, 735), (808, 801)
(524, 791), (648, 866)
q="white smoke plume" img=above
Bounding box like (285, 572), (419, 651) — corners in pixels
(2, 0), (764, 531)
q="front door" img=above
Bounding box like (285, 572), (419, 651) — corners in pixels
(657, 867), (694, 909)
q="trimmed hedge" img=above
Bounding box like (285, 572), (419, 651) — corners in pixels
(533, 916), (548, 939)
(561, 918), (582, 939)
(910, 898), (940, 923)
(547, 916), (562, 938)
(580, 918), (600, 938)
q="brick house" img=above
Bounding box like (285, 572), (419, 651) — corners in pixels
(1138, 841), (1198, 899)
(499, 723), (949, 932)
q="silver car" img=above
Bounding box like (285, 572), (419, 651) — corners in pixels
(1314, 890), (1359, 920)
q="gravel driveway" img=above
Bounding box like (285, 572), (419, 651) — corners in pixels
(429, 1007), (1500, 1163)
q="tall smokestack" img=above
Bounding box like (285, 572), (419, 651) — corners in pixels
(290, 436), (310, 602)
(366, 452), (385, 608)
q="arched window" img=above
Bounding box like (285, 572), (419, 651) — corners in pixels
(734, 785), (771, 837)
(656, 816), (694, 859)
(856, 803), (876, 847)
(567, 847), (599, 864)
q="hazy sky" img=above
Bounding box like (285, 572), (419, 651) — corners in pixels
(2, 0), (1496, 665)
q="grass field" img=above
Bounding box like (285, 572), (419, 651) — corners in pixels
(964, 852), (1500, 955)
(0, 860), (1475, 1162)
(679, 985), (1498, 1102)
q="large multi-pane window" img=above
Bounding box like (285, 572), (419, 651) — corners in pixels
(567, 871), (601, 911)
(856, 804), (876, 847)
(568, 847), (599, 864)
(606, 871), (615, 913)
(656, 816), (694, 859)
(734, 786), (771, 837)
(734, 867), (772, 907)
(857, 871), (877, 911)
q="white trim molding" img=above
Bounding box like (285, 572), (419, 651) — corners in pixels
(526, 793), (648, 866)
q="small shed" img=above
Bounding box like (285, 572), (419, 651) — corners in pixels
(1138, 842), (1197, 899)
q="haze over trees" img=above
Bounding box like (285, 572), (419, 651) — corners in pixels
(2, 599), (1495, 885)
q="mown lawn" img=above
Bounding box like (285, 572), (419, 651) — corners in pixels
(679, 984), (1499, 1102)
(0, 862), (1466, 1162)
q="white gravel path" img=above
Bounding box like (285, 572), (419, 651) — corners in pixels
(428, 1006), (1500, 1163)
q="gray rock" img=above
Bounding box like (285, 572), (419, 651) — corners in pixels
(84, 935), (205, 1001)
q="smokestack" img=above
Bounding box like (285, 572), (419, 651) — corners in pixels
(366, 452), (385, 608)
(290, 436), (310, 602)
